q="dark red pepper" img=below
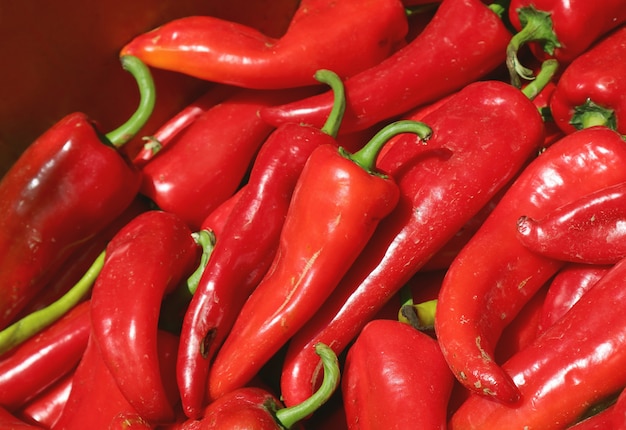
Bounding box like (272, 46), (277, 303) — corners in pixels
(119, 0), (407, 89)
(277, 76), (551, 408)
(0, 55), (154, 329)
(517, 180), (626, 265)
(259, 0), (511, 133)
(90, 210), (200, 424)
(208, 119), (432, 400)
(0, 406), (43, 429)
(435, 126), (626, 404)
(17, 371), (73, 429)
(176, 69), (346, 419)
(342, 319), (454, 429)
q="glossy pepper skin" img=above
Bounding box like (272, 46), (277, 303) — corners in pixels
(207, 120), (431, 400)
(507, 0), (626, 85)
(140, 88), (311, 230)
(120, 0), (407, 89)
(0, 301), (89, 411)
(549, 25), (626, 135)
(517, 180), (626, 265)
(342, 319), (454, 429)
(90, 210), (200, 424)
(435, 126), (626, 404)
(0, 406), (43, 429)
(260, 0), (511, 133)
(449, 254), (626, 429)
(278, 79), (546, 408)
(17, 371), (73, 429)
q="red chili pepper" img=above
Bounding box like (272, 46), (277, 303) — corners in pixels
(119, 0), (407, 89)
(342, 319), (454, 429)
(0, 56), (154, 329)
(0, 301), (89, 411)
(172, 344), (339, 430)
(17, 371), (72, 429)
(139, 88), (312, 230)
(90, 210), (200, 424)
(207, 119), (431, 400)
(506, 0), (626, 86)
(549, 25), (626, 135)
(199, 186), (247, 238)
(278, 75), (552, 408)
(435, 126), (626, 404)
(568, 405), (617, 430)
(449, 254), (626, 429)
(517, 180), (626, 265)
(537, 263), (611, 334)
(0, 406), (43, 429)
(259, 0), (511, 133)
(177, 69), (346, 419)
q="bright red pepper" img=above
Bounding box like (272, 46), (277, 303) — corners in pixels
(506, 0), (626, 86)
(139, 88), (312, 230)
(259, 0), (511, 133)
(0, 406), (43, 429)
(207, 120), (431, 400)
(449, 254), (626, 429)
(17, 371), (72, 429)
(119, 0), (407, 89)
(90, 210), (200, 424)
(278, 76), (551, 408)
(0, 55), (154, 329)
(342, 319), (454, 429)
(517, 180), (626, 265)
(176, 69), (346, 419)
(549, 25), (626, 135)
(435, 126), (626, 404)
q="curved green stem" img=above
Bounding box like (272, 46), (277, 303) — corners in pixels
(399, 299), (438, 331)
(571, 99), (617, 131)
(521, 59), (558, 100)
(105, 55), (156, 147)
(275, 343), (340, 429)
(0, 251), (105, 355)
(343, 119), (432, 175)
(315, 69), (346, 138)
(187, 229), (217, 295)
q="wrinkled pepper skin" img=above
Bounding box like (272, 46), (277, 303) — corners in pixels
(140, 89), (309, 230)
(177, 123), (338, 418)
(278, 80), (545, 407)
(0, 301), (89, 411)
(435, 126), (626, 404)
(208, 134), (407, 400)
(517, 180), (626, 265)
(90, 210), (200, 424)
(120, 0), (407, 89)
(449, 255), (626, 429)
(260, 0), (511, 133)
(342, 320), (453, 429)
(549, 25), (626, 135)
(0, 113), (141, 329)
(508, 0), (626, 65)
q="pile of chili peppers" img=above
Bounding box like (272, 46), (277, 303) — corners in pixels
(2, 0), (626, 428)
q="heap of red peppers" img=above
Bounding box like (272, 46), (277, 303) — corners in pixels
(2, 0), (626, 428)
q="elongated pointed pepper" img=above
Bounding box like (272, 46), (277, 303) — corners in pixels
(449, 254), (626, 429)
(517, 180), (626, 265)
(139, 87), (313, 230)
(435, 126), (626, 404)
(119, 0), (407, 89)
(278, 72), (554, 408)
(549, 25), (626, 135)
(506, 0), (626, 86)
(90, 210), (200, 424)
(0, 55), (154, 329)
(177, 69), (346, 419)
(342, 319), (454, 429)
(207, 119), (432, 400)
(259, 0), (511, 133)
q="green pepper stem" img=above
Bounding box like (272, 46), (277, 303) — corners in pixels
(506, 6), (560, 88)
(0, 251), (105, 356)
(315, 69), (346, 138)
(274, 343), (340, 429)
(105, 55), (156, 147)
(521, 59), (558, 101)
(571, 99), (617, 131)
(187, 229), (216, 295)
(399, 299), (438, 331)
(344, 119), (432, 175)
